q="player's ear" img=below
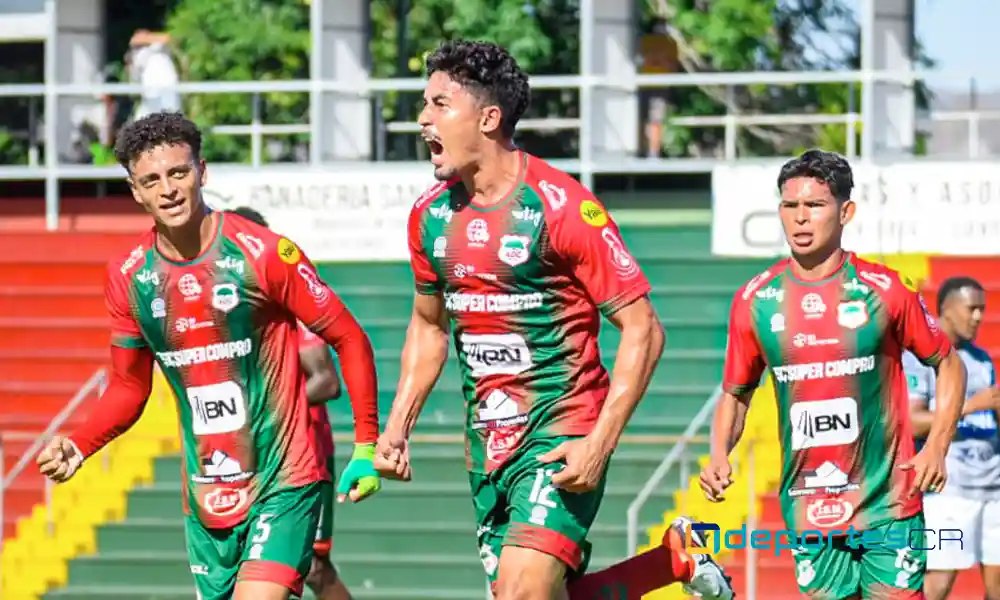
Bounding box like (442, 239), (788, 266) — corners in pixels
(198, 158), (208, 188)
(125, 176), (144, 207)
(480, 104), (503, 136)
(839, 198), (855, 226)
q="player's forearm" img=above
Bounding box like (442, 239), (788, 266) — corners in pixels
(386, 322), (449, 438)
(711, 392), (749, 460)
(590, 315), (665, 453)
(69, 346), (153, 458)
(961, 388), (999, 416)
(317, 313), (379, 443)
(925, 353), (967, 453)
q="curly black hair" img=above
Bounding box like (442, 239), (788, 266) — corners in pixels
(228, 206), (268, 227)
(937, 276), (984, 314)
(114, 111), (203, 170)
(426, 40), (530, 139)
(777, 148), (854, 202)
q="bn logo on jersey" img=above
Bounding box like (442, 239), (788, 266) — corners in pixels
(790, 397), (859, 450)
(460, 333), (533, 377)
(187, 381), (247, 435)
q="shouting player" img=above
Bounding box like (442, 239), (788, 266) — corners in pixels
(906, 276), (1000, 600)
(373, 39), (733, 600)
(36, 112), (381, 600)
(228, 206), (356, 600)
(703, 149), (967, 600)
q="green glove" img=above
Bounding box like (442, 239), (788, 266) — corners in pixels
(336, 443), (381, 502)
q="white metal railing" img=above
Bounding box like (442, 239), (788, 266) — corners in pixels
(0, 368), (108, 560)
(0, 68), (996, 229)
(625, 385), (721, 556)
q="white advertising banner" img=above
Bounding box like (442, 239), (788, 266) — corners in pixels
(711, 161), (1000, 257)
(202, 166), (439, 262)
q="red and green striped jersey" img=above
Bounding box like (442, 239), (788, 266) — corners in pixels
(723, 252), (952, 532)
(408, 152), (652, 473)
(107, 213), (345, 529)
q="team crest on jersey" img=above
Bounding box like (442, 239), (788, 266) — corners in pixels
(837, 301), (868, 329)
(211, 283), (239, 313)
(498, 235), (531, 266)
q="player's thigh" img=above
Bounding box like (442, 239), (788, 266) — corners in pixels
(469, 471), (508, 587)
(859, 515), (927, 599)
(923, 493), (980, 571)
(314, 458), (336, 558)
(502, 437), (606, 579)
(793, 538), (860, 600)
(237, 482), (323, 596)
(184, 515), (245, 600)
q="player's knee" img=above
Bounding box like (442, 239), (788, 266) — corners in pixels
(494, 546), (568, 600)
(306, 554), (337, 589)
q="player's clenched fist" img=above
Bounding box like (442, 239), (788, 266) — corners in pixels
(373, 431), (411, 482)
(36, 436), (84, 483)
(699, 456), (733, 502)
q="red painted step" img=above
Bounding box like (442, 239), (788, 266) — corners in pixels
(0, 318), (109, 351)
(0, 232), (140, 262)
(0, 263), (107, 286)
(0, 287), (104, 319)
(0, 356), (108, 383)
(928, 257), (1000, 286)
(0, 381), (100, 415)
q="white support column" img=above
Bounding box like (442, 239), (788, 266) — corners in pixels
(587, 0), (638, 161)
(318, 0), (371, 161)
(54, 0), (104, 161)
(862, 0), (915, 158)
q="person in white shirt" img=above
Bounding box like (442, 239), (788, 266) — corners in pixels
(905, 276), (1000, 600)
(127, 30), (182, 119)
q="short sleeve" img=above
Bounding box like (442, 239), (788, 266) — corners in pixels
(548, 197), (652, 317)
(722, 292), (766, 396)
(902, 351), (933, 402)
(105, 265), (146, 349)
(407, 203), (442, 295)
(894, 288), (952, 367)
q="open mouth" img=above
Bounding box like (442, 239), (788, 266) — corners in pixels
(792, 232), (813, 246)
(422, 131), (445, 165)
(160, 197), (185, 214)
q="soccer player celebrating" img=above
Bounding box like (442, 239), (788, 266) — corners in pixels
(373, 39), (733, 600)
(905, 276), (1000, 600)
(703, 148), (967, 600)
(228, 206), (356, 600)
(35, 112), (381, 600)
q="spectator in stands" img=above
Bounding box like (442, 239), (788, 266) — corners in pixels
(905, 276), (1000, 600)
(637, 18), (678, 158)
(126, 30), (182, 119)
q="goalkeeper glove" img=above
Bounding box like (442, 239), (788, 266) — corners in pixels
(336, 442), (381, 502)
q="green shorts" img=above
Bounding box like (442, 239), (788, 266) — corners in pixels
(469, 436), (607, 585)
(186, 482), (323, 600)
(792, 513), (927, 600)
(314, 454), (336, 556)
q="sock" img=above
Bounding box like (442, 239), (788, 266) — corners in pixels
(567, 544), (694, 599)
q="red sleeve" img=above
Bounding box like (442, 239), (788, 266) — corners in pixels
(69, 345), (154, 458)
(893, 285), (952, 367)
(722, 291), (766, 396)
(407, 201), (442, 295)
(261, 237), (379, 443)
(548, 196), (652, 317)
(106, 263), (146, 349)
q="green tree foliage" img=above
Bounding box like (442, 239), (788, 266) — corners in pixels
(166, 0), (310, 162)
(151, 0), (933, 162)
